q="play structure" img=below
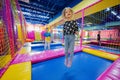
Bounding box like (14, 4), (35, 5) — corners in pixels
(0, 0), (120, 80)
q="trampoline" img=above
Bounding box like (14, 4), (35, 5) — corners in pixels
(31, 41), (45, 44)
(32, 52), (112, 80)
(31, 41), (55, 44)
(31, 43), (63, 52)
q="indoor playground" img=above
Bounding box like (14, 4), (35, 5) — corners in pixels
(0, 0), (120, 80)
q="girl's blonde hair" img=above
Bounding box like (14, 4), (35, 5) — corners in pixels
(62, 7), (74, 19)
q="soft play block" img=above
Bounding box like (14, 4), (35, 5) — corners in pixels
(0, 62), (31, 80)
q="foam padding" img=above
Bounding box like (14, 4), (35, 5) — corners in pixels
(97, 58), (120, 80)
(11, 54), (30, 64)
(18, 47), (31, 54)
(1, 62), (31, 80)
(26, 39), (34, 42)
(83, 48), (120, 61)
(31, 46), (82, 63)
(0, 55), (11, 68)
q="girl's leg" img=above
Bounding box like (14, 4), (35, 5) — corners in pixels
(68, 35), (75, 67)
(48, 42), (50, 49)
(44, 41), (47, 50)
(64, 35), (69, 66)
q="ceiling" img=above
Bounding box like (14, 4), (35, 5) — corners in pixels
(18, 0), (83, 24)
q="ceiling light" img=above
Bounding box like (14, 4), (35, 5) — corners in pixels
(20, 0), (29, 3)
(106, 8), (110, 11)
(117, 16), (120, 19)
(22, 11), (31, 15)
(111, 11), (117, 15)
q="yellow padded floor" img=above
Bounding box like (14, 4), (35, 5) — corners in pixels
(0, 62), (31, 80)
(83, 48), (120, 61)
